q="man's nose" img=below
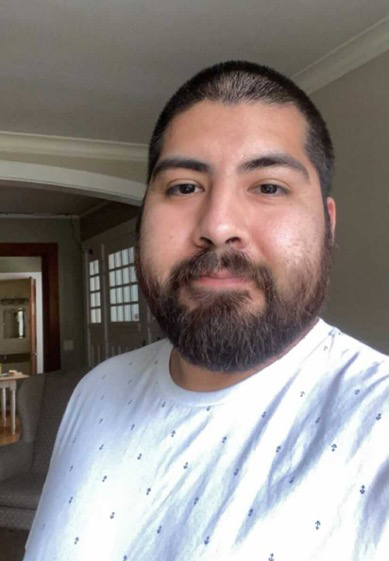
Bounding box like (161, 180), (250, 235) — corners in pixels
(192, 184), (248, 250)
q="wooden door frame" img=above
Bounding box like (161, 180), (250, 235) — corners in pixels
(0, 243), (60, 371)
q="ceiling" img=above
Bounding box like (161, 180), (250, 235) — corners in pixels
(0, 0), (389, 216)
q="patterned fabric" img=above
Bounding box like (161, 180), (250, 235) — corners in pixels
(24, 321), (389, 561)
(0, 372), (82, 531)
(0, 473), (46, 509)
(0, 506), (36, 531)
(31, 374), (80, 474)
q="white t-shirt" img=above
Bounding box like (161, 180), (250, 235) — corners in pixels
(24, 320), (389, 561)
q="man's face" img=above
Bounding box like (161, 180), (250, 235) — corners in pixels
(137, 100), (336, 372)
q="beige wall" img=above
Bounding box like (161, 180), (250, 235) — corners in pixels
(0, 218), (85, 371)
(312, 50), (389, 353)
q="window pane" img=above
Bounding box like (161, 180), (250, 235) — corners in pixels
(108, 253), (115, 270)
(130, 266), (136, 283)
(109, 271), (116, 287)
(111, 306), (117, 322)
(131, 284), (138, 302)
(96, 292), (101, 307)
(95, 261), (99, 274)
(90, 277), (95, 292)
(124, 285), (130, 303)
(95, 276), (100, 291)
(110, 288), (116, 304)
(117, 306), (124, 322)
(122, 266), (130, 285)
(89, 261), (94, 275)
(122, 249), (129, 266)
(131, 304), (139, 321)
(90, 293), (95, 307)
(115, 251), (122, 268)
(116, 287), (123, 304)
(116, 269), (122, 285)
(96, 308), (101, 323)
(129, 247), (134, 263)
(91, 309), (96, 323)
(124, 305), (131, 321)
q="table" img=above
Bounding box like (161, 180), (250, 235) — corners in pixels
(0, 373), (29, 435)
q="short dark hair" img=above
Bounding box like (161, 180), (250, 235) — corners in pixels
(147, 60), (334, 197)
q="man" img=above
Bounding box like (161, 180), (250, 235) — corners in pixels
(24, 61), (388, 561)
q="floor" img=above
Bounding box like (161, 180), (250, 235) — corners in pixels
(0, 528), (29, 561)
(0, 413), (20, 446)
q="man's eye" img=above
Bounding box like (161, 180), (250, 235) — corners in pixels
(166, 183), (200, 196)
(257, 183), (285, 195)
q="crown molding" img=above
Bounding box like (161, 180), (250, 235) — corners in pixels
(0, 131), (148, 162)
(293, 15), (389, 93)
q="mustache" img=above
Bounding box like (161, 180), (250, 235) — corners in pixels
(168, 248), (276, 296)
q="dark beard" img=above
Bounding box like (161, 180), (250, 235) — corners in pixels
(136, 232), (333, 373)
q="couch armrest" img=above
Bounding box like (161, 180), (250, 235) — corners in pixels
(0, 441), (34, 482)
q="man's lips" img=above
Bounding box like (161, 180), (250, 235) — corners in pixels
(191, 270), (252, 288)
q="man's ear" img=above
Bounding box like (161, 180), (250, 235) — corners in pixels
(325, 197), (336, 241)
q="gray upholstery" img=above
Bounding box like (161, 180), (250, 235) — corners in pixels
(0, 371), (84, 530)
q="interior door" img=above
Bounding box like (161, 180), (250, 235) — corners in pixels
(29, 277), (37, 374)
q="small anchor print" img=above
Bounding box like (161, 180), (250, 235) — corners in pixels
(72, 437), (77, 444)
(204, 537), (210, 545)
(128, 400), (133, 405)
(110, 512), (115, 519)
(323, 345), (328, 351)
(123, 556), (128, 561)
(102, 475), (107, 482)
(269, 554), (274, 561)
(261, 411), (267, 418)
(376, 413), (382, 421)
(137, 453), (142, 460)
(146, 488), (151, 495)
(74, 537), (79, 544)
(331, 444), (337, 452)
(234, 468), (240, 476)
(101, 375), (105, 380)
(315, 520), (321, 530)
(289, 477), (295, 484)
(157, 526), (162, 534)
(276, 446), (281, 453)
(248, 508), (254, 517)
(161, 401), (166, 408)
(68, 497), (73, 504)
(69, 465), (73, 472)
(130, 424), (135, 431)
(315, 417), (321, 424)
(300, 391), (305, 397)
(171, 430), (176, 437)
(360, 485), (366, 495)
(154, 360), (158, 365)
(183, 462), (189, 469)
(206, 406), (211, 411)
(222, 436), (227, 443)
(99, 418), (103, 424)
(99, 444), (104, 450)
(100, 395), (105, 400)
(194, 497), (199, 505)
(41, 523), (46, 530)
(127, 379), (132, 385)
(354, 389), (360, 395)
(129, 361), (133, 365)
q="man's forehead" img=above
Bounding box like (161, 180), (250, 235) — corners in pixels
(162, 99), (308, 147)
(156, 99), (311, 173)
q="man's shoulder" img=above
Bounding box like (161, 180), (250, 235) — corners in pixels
(78, 339), (171, 388)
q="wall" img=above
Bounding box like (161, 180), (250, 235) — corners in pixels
(0, 218), (85, 371)
(312, 50), (389, 353)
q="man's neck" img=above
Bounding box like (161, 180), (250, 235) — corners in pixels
(169, 319), (319, 392)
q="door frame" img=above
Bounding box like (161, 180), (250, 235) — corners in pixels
(0, 243), (60, 371)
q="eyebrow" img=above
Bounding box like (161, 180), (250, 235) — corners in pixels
(151, 152), (309, 181)
(151, 157), (213, 180)
(237, 153), (309, 179)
